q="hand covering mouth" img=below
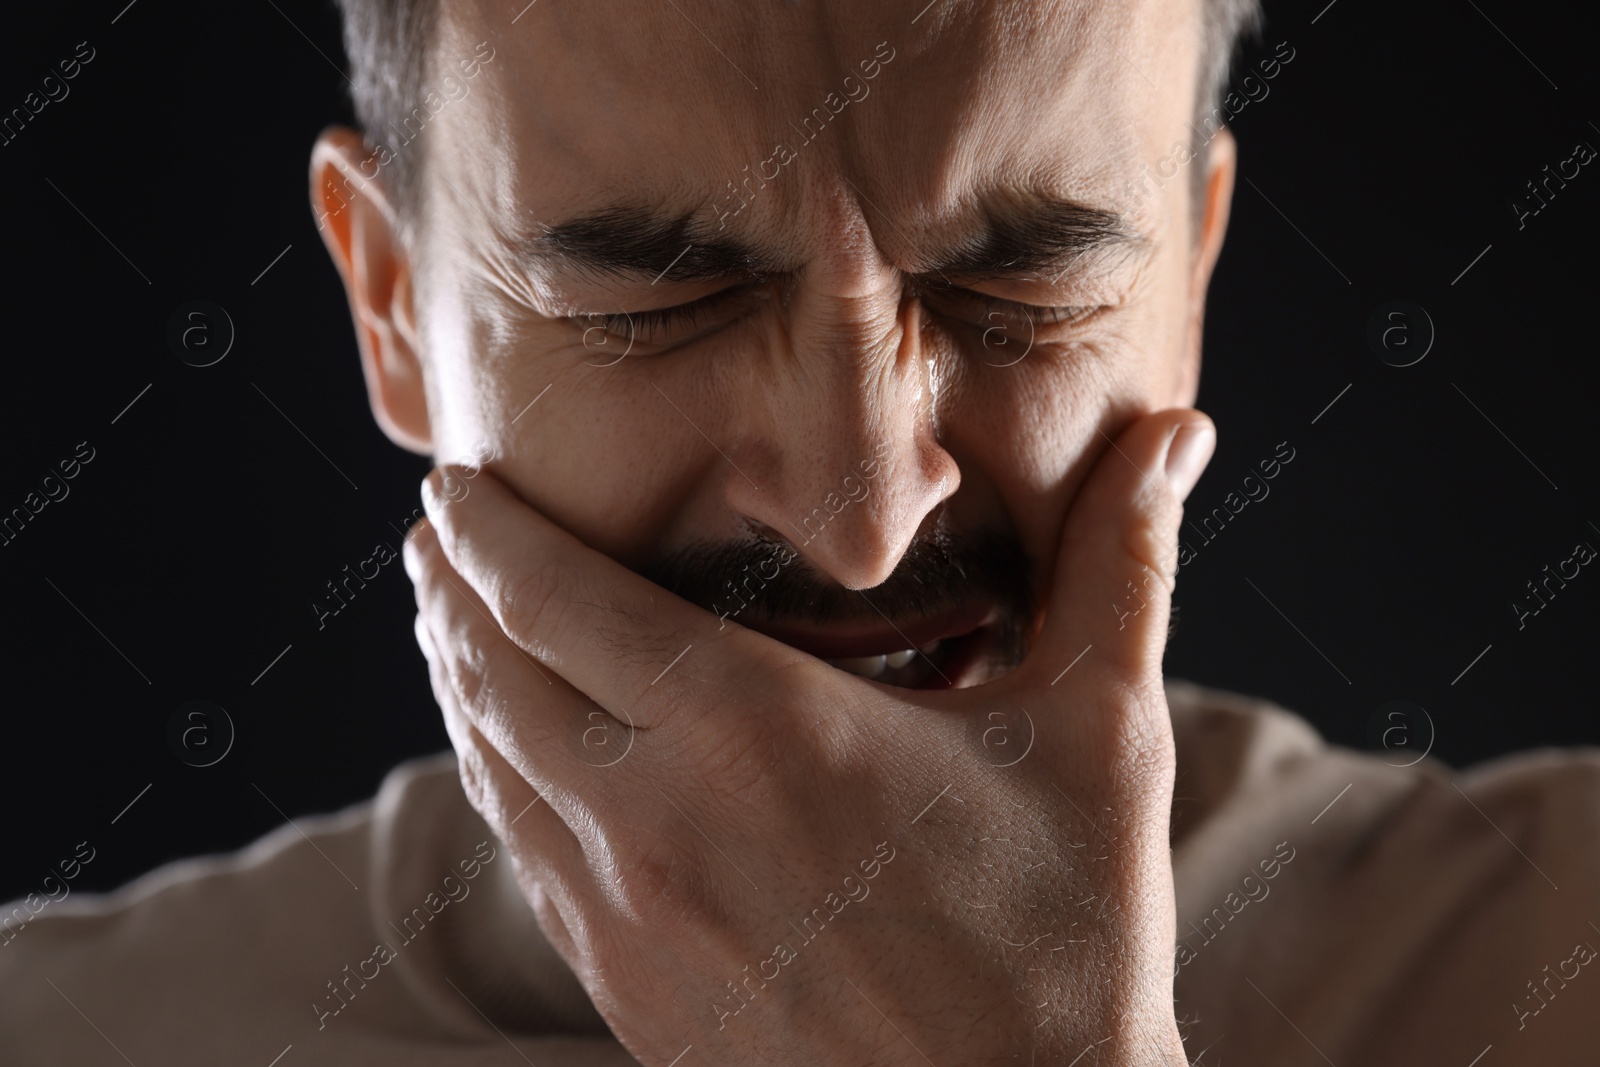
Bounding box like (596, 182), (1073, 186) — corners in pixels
(642, 527), (1034, 690)
(740, 599), (998, 689)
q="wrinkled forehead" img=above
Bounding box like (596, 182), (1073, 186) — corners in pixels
(433, 0), (1198, 253)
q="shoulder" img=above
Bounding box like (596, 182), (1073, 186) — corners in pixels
(1164, 676), (1600, 867)
(0, 753), (622, 1065)
(1165, 678), (1600, 1063)
(1164, 678), (1325, 845)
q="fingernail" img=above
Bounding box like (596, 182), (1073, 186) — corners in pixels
(1164, 420), (1215, 503)
(401, 534), (423, 582)
(401, 517), (434, 580)
(421, 471), (443, 515)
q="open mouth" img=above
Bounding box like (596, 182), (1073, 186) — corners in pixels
(742, 601), (996, 690)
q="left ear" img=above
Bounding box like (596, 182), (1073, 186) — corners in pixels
(309, 125), (433, 455)
(1177, 127), (1237, 407)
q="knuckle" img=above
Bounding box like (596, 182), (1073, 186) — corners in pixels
(442, 636), (537, 748)
(605, 830), (730, 931)
(1116, 502), (1179, 594)
(412, 613), (435, 660)
(496, 559), (568, 650)
(589, 589), (694, 717)
(412, 538), (447, 595)
(454, 741), (493, 818)
(443, 633), (492, 712)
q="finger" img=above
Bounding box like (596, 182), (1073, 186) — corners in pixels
(438, 690), (615, 995)
(1023, 408), (1215, 685)
(436, 676), (595, 925)
(527, 879), (583, 975)
(420, 466), (799, 727)
(415, 601), (597, 918)
(407, 517), (628, 818)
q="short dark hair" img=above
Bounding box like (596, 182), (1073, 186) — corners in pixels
(334, 0), (1262, 237)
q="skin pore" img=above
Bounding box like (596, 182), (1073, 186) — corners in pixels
(315, 3), (1236, 1060)
(311, 0), (1235, 686)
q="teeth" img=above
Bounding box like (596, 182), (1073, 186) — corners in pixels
(829, 642), (941, 679)
(831, 654), (887, 678)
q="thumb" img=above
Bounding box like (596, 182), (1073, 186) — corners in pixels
(1027, 409), (1215, 686)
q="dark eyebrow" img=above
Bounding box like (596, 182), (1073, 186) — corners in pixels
(922, 196), (1144, 282)
(521, 198), (1140, 286)
(521, 207), (782, 283)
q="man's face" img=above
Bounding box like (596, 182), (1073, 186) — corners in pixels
(326, 0), (1229, 688)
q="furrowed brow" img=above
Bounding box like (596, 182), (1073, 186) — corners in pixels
(922, 197), (1146, 282)
(519, 207), (782, 283)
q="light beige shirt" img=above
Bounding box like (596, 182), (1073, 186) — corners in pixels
(3, 681), (1596, 1064)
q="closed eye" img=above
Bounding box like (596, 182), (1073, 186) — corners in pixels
(569, 285), (767, 350)
(916, 283), (1100, 333)
(567, 279), (1100, 355)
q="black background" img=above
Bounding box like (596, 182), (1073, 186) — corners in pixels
(2, 0), (1596, 902)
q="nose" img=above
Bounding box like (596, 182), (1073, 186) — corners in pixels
(724, 264), (960, 590)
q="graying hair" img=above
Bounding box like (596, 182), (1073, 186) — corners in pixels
(333, 0), (1263, 234)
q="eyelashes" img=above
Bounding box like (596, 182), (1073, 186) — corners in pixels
(572, 285), (762, 347)
(916, 286), (1100, 332)
(566, 282), (1101, 352)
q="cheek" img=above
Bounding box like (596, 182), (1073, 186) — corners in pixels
(426, 291), (716, 565)
(510, 374), (718, 564)
(936, 306), (1181, 590)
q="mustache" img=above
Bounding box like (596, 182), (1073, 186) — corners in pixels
(642, 527), (1035, 633)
